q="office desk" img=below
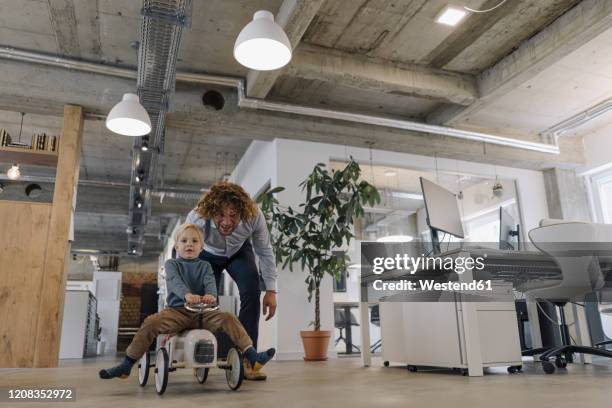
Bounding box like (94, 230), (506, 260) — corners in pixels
(358, 246), (612, 375)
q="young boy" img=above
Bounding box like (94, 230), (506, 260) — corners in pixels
(99, 223), (275, 380)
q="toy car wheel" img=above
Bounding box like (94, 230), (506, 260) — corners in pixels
(194, 368), (209, 384)
(155, 348), (169, 395)
(138, 352), (150, 386)
(225, 347), (244, 391)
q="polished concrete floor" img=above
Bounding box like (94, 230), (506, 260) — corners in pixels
(1, 356), (612, 408)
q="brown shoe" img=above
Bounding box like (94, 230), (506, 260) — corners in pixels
(243, 358), (267, 381)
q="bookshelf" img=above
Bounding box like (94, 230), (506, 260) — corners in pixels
(0, 146), (59, 166)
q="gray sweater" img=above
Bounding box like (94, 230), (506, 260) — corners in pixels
(165, 257), (216, 308)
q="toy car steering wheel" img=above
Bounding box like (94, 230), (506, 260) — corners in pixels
(184, 302), (220, 313)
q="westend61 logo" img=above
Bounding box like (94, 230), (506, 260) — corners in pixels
(371, 254), (486, 275)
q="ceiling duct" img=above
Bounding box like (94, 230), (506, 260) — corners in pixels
(129, 0), (192, 256)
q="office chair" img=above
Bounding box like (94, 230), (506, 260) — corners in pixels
(595, 291), (612, 349)
(370, 305), (382, 353)
(519, 220), (612, 374)
(334, 309), (360, 353)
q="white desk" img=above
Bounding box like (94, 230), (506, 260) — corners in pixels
(358, 246), (601, 375)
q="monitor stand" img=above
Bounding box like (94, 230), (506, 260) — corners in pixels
(431, 227), (441, 255)
(510, 224), (521, 251)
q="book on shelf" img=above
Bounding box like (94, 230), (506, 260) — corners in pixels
(48, 135), (58, 152)
(0, 129), (10, 147)
(30, 133), (58, 152)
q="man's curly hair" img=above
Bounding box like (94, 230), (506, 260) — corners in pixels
(196, 181), (258, 221)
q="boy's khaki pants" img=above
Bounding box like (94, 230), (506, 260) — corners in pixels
(126, 307), (252, 360)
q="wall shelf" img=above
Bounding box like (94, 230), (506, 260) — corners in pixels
(0, 146), (59, 167)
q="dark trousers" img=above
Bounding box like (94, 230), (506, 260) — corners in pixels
(199, 240), (261, 348)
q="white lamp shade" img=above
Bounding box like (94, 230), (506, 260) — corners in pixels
(234, 10), (292, 71)
(106, 93), (152, 136)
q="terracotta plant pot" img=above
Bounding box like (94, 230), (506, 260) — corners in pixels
(300, 330), (331, 361)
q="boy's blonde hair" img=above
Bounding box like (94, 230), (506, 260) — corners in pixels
(174, 223), (204, 243)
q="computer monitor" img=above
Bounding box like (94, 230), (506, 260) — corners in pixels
(420, 177), (464, 254)
(499, 206), (520, 250)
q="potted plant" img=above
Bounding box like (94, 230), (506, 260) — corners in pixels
(258, 159), (380, 360)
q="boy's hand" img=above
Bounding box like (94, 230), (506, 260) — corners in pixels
(201, 295), (217, 305)
(185, 293), (201, 304)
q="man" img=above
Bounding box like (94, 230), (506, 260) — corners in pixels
(186, 181), (277, 380)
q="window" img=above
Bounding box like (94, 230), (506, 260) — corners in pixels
(587, 169), (612, 223)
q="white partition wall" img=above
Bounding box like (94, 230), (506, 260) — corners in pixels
(94, 271), (122, 355)
(231, 138), (549, 360)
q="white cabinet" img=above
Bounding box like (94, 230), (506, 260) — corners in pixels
(59, 290), (97, 359)
(380, 285), (522, 374)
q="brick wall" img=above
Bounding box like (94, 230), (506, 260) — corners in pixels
(118, 271), (157, 351)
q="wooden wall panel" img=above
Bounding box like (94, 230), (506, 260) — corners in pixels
(0, 201), (52, 367)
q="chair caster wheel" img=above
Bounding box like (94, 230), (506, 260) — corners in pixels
(407, 365), (417, 372)
(542, 361), (555, 374)
(383, 361), (389, 367)
(507, 366), (517, 374)
(555, 357), (567, 368)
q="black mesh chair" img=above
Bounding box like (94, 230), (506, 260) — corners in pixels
(334, 308), (360, 353)
(370, 305), (382, 353)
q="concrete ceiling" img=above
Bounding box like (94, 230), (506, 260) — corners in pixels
(0, 0), (609, 259)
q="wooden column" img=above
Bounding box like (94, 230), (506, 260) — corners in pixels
(33, 105), (83, 367)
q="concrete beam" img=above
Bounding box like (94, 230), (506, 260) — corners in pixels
(72, 231), (163, 254)
(0, 58), (584, 169)
(428, 0), (612, 126)
(286, 44), (478, 106)
(245, 0), (324, 98)
(47, 0), (81, 56)
(543, 168), (591, 222)
(425, 0), (520, 70)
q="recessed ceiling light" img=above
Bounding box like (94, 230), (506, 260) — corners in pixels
(435, 5), (468, 27)
(377, 235), (414, 243)
(383, 169), (397, 177)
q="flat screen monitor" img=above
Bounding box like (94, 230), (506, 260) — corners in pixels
(499, 206), (520, 250)
(420, 177), (465, 239)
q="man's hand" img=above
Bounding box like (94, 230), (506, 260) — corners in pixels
(262, 291), (277, 321)
(185, 293), (200, 304)
(201, 294), (217, 305)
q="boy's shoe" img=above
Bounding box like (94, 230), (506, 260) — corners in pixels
(243, 347), (275, 381)
(243, 361), (267, 381)
(98, 357), (135, 379)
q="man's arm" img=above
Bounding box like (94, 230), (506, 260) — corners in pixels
(251, 208), (278, 292)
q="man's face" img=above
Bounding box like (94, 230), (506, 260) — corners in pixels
(213, 203), (240, 236)
(175, 228), (203, 259)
